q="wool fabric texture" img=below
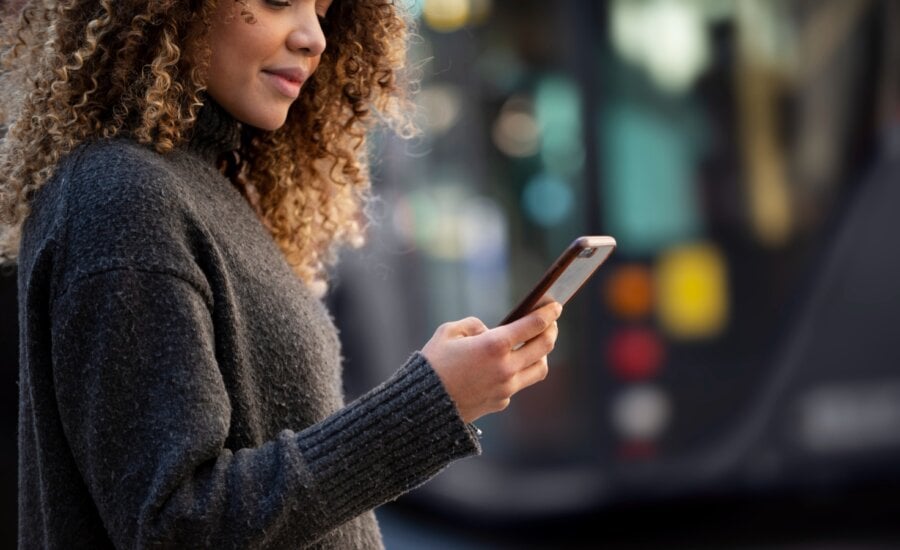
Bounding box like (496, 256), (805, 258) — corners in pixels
(16, 100), (481, 549)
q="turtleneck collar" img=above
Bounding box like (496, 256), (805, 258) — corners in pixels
(186, 97), (243, 165)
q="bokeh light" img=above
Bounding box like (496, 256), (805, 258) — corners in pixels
(656, 242), (729, 340)
(404, 0), (425, 19)
(605, 327), (665, 382)
(611, 385), (672, 441)
(604, 264), (655, 320)
(493, 96), (540, 158)
(610, 0), (712, 94)
(521, 173), (574, 227)
(458, 196), (507, 264)
(422, 0), (470, 33)
(477, 46), (527, 94)
(396, 184), (509, 264)
(601, 102), (705, 256)
(417, 83), (464, 136)
(536, 76), (585, 177)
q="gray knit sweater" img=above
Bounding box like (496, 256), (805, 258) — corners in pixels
(16, 101), (480, 549)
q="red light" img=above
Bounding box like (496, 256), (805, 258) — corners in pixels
(606, 327), (665, 381)
(617, 440), (658, 461)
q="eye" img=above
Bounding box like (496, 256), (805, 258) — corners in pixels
(265, 0), (291, 8)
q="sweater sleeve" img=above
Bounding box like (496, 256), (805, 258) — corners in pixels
(50, 267), (480, 549)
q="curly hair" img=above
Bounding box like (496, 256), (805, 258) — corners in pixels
(0, 0), (415, 287)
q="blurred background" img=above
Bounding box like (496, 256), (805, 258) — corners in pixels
(3, 0), (900, 547)
(328, 0), (900, 547)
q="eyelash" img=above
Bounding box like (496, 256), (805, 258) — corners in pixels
(264, 0), (327, 19)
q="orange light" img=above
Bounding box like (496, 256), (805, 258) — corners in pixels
(605, 264), (654, 320)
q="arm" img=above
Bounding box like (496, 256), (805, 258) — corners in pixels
(51, 268), (478, 549)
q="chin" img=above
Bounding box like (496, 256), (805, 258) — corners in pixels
(261, 107), (292, 130)
(229, 102), (290, 132)
(247, 112), (289, 132)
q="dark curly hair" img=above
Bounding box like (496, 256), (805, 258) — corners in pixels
(0, 0), (416, 287)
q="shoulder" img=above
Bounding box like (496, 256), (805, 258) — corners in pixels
(43, 139), (210, 287)
(61, 138), (186, 212)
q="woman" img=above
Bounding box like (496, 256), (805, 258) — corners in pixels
(1, 1), (560, 548)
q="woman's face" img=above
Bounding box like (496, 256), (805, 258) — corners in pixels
(205, 0), (331, 131)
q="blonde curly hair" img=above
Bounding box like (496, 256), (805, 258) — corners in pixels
(0, 0), (415, 287)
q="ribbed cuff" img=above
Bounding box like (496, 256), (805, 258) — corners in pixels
(295, 352), (481, 527)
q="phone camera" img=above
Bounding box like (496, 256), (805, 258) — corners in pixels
(579, 248), (597, 258)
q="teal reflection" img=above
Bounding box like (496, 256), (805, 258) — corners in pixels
(601, 100), (706, 255)
(536, 75), (585, 178)
(404, 0), (425, 19)
(522, 172), (574, 227)
(476, 45), (527, 95)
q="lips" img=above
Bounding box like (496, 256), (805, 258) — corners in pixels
(262, 67), (309, 99)
(264, 67), (307, 83)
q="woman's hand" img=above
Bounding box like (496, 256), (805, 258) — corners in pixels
(421, 302), (562, 423)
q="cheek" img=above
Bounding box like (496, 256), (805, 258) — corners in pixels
(207, 29), (267, 92)
(208, 15), (274, 74)
(206, 45), (237, 94)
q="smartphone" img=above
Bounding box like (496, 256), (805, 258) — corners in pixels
(498, 236), (616, 326)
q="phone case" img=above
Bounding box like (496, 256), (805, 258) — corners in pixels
(499, 236), (616, 325)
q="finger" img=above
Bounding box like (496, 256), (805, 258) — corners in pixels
(453, 316), (489, 337)
(512, 320), (558, 367)
(495, 302), (561, 348)
(513, 358), (549, 393)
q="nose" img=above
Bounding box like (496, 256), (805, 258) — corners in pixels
(286, 8), (326, 57)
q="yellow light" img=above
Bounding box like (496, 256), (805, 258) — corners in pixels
(423, 0), (470, 33)
(656, 242), (729, 339)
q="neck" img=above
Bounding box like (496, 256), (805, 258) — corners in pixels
(187, 97), (243, 165)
